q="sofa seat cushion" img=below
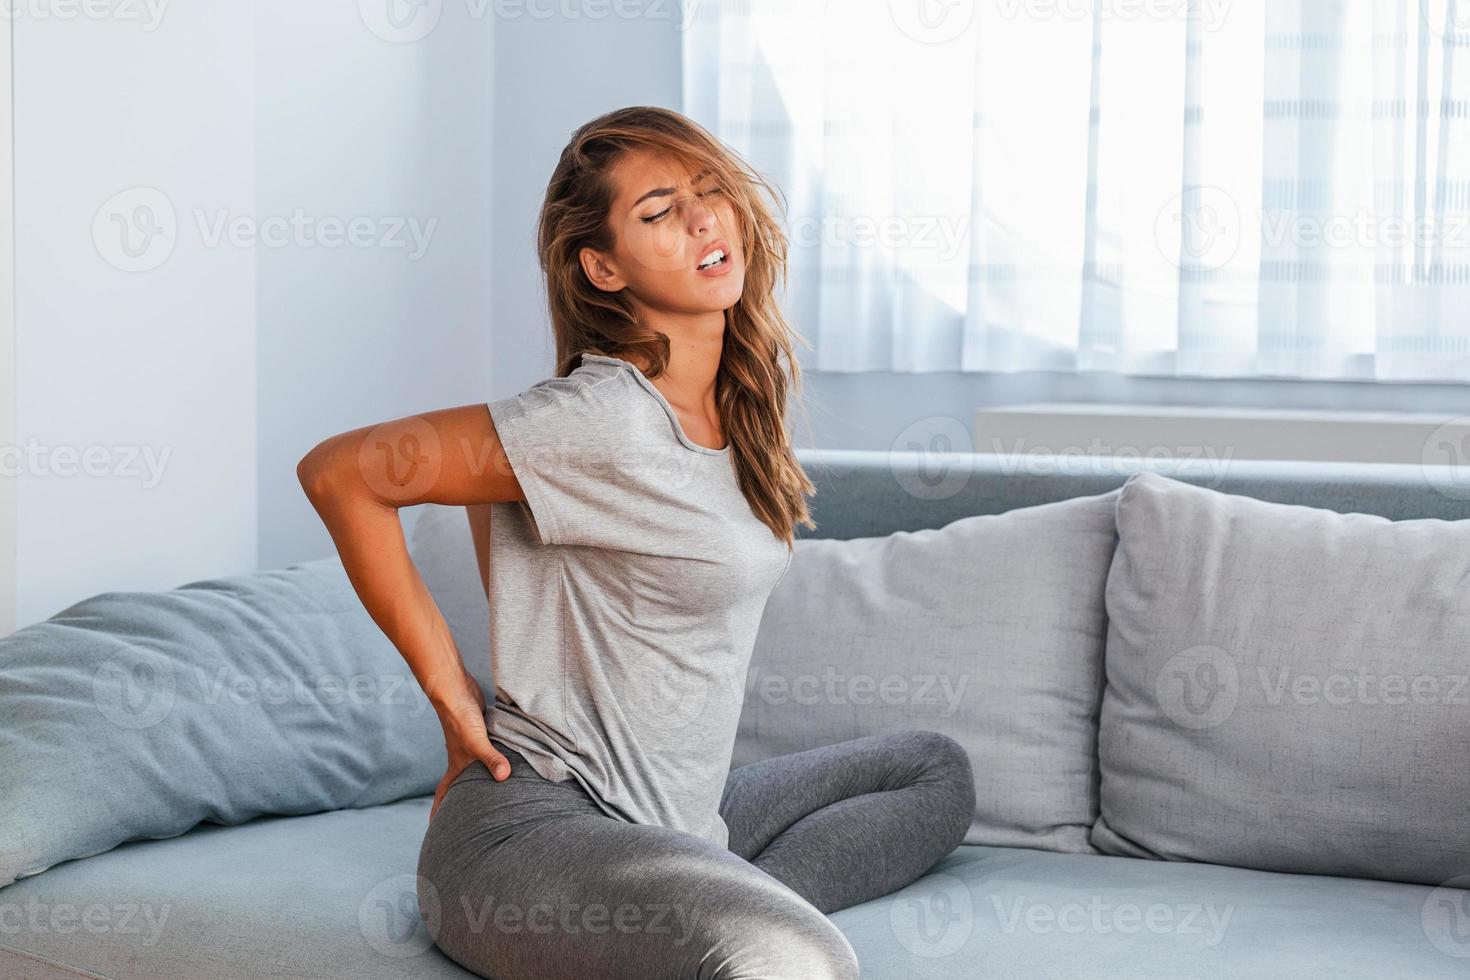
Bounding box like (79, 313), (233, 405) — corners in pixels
(6, 802), (1465, 980)
(834, 846), (1470, 979)
(0, 796), (477, 980)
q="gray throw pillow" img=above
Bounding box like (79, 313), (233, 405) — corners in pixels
(735, 491), (1121, 853)
(0, 558), (445, 888)
(1093, 471), (1470, 886)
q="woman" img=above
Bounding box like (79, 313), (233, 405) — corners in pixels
(298, 106), (975, 980)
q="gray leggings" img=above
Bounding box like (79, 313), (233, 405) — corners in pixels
(416, 729), (975, 979)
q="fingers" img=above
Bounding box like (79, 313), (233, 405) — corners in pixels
(483, 747), (511, 781)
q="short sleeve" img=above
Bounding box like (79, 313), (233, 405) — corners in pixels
(487, 368), (692, 550)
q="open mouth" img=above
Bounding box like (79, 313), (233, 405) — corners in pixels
(696, 245), (729, 271)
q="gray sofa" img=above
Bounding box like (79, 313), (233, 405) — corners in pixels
(3, 448), (1468, 979)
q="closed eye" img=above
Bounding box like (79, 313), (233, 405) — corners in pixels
(641, 187), (724, 225)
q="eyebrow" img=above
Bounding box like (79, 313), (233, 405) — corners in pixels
(631, 167), (715, 209)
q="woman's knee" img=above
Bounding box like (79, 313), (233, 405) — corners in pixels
(904, 729), (977, 842)
(698, 899), (860, 980)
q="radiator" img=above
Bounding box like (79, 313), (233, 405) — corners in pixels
(972, 404), (1470, 469)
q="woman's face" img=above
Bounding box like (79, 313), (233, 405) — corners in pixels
(581, 148), (746, 316)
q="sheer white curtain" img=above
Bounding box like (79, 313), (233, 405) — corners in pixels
(682, 0), (1470, 382)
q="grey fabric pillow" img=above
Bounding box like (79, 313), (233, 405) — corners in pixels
(1093, 471), (1470, 885)
(735, 491), (1121, 853)
(0, 558), (445, 888)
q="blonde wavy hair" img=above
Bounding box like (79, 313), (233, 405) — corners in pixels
(536, 105), (816, 545)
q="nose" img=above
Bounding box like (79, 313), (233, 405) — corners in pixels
(683, 194), (717, 236)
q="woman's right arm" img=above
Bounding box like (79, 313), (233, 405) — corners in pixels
(296, 405), (525, 820)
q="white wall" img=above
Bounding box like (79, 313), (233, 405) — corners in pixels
(14, 7), (257, 629)
(0, 13), (14, 635)
(255, 1), (494, 570)
(10, 4), (494, 627)
(488, 4), (683, 398)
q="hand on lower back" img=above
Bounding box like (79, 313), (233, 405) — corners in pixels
(430, 696), (511, 823)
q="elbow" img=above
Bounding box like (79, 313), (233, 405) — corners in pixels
(296, 441), (340, 504)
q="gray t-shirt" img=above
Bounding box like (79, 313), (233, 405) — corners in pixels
(483, 353), (793, 849)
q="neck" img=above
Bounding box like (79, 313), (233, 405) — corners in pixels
(628, 309), (724, 398)
(624, 306), (726, 433)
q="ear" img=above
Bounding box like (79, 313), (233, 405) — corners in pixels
(579, 246), (626, 293)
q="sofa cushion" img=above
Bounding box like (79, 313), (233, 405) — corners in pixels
(0, 558), (446, 889)
(841, 845), (1470, 978)
(0, 796), (478, 980)
(1093, 471), (1470, 885)
(735, 491), (1121, 854)
(2, 803), (1463, 980)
